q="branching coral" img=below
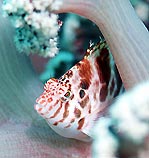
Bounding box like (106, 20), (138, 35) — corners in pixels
(2, 0), (62, 57)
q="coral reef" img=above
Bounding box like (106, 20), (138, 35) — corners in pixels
(1, 0), (149, 157)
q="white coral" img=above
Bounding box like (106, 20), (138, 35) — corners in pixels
(92, 81), (149, 158)
(110, 81), (149, 143)
(2, 0), (62, 57)
(92, 118), (119, 158)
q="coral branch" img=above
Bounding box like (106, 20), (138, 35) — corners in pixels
(2, 0), (62, 57)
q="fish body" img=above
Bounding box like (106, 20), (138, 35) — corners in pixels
(35, 40), (123, 142)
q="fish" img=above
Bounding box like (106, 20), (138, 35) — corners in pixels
(35, 40), (123, 142)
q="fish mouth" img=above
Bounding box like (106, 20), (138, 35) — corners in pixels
(34, 103), (43, 113)
(34, 103), (49, 117)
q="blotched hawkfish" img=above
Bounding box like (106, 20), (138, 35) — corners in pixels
(35, 40), (123, 142)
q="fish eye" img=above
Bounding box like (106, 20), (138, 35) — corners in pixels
(64, 90), (71, 98)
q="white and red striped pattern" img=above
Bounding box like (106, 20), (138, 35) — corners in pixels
(35, 40), (123, 142)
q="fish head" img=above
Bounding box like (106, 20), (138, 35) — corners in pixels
(35, 64), (93, 142)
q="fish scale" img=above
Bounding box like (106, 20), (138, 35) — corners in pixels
(35, 40), (123, 142)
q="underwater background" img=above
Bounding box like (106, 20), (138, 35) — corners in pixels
(0, 0), (149, 157)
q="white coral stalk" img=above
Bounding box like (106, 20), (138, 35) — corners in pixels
(2, 0), (62, 57)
